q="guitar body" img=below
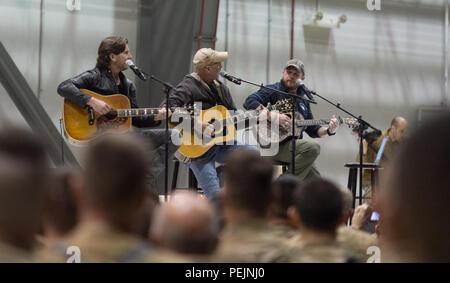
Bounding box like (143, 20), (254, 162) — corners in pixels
(255, 99), (358, 145)
(256, 111), (304, 144)
(63, 89), (131, 146)
(174, 105), (236, 159)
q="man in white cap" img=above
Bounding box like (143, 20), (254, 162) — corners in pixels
(244, 59), (339, 180)
(168, 48), (258, 198)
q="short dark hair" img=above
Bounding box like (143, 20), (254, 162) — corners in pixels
(84, 133), (150, 212)
(271, 174), (302, 219)
(224, 150), (273, 217)
(96, 36), (128, 69)
(0, 126), (47, 165)
(386, 110), (450, 262)
(292, 178), (342, 233)
(0, 126), (49, 248)
(43, 167), (78, 235)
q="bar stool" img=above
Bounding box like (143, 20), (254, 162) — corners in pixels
(171, 159), (290, 195)
(344, 162), (383, 208)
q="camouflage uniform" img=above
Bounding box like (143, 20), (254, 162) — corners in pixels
(210, 219), (294, 262)
(267, 223), (299, 242)
(288, 239), (349, 263)
(35, 222), (187, 263)
(0, 242), (34, 263)
(337, 226), (378, 263)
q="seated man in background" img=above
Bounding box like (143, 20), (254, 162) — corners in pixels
(210, 150), (292, 262)
(379, 111), (450, 262)
(0, 126), (50, 262)
(37, 133), (182, 263)
(355, 116), (408, 198)
(39, 167), (81, 246)
(267, 174), (302, 242)
(149, 190), (219, 256)
(287, 178), (354, 263)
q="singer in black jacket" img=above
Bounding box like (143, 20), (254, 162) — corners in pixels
(243, 59), (339, 180)
(57, 36), (179, 189)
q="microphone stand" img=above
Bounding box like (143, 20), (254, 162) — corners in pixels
(239, 78), (316, 175)
(309, 89), (381, 208)
(143, 71), (174, 202)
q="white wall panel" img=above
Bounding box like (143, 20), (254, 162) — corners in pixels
(216, 0), (446, 186)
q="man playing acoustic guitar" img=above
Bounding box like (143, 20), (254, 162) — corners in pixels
(57, 36), (179, 189)
(244, 59), (339, 180)
(168, 48), (258, 198)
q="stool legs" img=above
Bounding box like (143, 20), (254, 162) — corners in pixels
(347, 167), (358, 209)
(171, 160), (180, 191)
(188, 169), (197, 189)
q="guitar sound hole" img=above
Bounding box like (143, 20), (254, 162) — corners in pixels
(209, 119), (219, 137)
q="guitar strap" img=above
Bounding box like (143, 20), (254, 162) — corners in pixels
(191, 72), (226, 106)
(208, 82), (226, 106)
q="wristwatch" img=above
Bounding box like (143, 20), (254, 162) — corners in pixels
(327, 128), (336, 136)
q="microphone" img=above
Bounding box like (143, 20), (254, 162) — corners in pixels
(296, 79), (315, 102)
(125, 59), (148, 81)
(219, 70), (242, 85)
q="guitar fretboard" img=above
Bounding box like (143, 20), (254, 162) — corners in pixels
(221, 110), (261, 127)
(296, 119), (330, 126)
(117, 108), (159, 117)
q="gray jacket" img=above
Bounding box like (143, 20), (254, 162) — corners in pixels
(168, 73), (236, 111)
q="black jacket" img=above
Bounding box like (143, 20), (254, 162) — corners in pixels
(168, 74), (236, 111)
(57, 67), (160, 128)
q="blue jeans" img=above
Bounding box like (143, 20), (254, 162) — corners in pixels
(187, 141), (259, 198)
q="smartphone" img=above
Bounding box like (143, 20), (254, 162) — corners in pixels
(370, 211), (380, 222)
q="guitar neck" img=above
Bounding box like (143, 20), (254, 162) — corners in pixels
(117, 108), (160, 118)
(296, 119), (330, 127)
(296, 118), (355, 127)
(222, 110), (261, 126)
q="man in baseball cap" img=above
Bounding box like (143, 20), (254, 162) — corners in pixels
(244, 58), (339, 180)
(285, 59), (305, 74)
(168, 48), (258, 198)
(193, 48), (228, 69)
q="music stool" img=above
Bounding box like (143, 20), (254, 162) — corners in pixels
(344, 162), (383, 208)
(273, 160), (290, 176)
(171, 158), (203, 194)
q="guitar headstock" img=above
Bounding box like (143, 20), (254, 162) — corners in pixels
(341, 117), (360, 130)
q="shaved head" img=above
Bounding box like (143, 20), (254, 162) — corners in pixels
(390, 116), (408, 142)
(150, 191), (218, 254)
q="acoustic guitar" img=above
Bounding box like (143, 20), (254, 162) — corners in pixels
(63, 89), (187, 146)
(170, 104), (263, 159)
(255, 99), (359, 144)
